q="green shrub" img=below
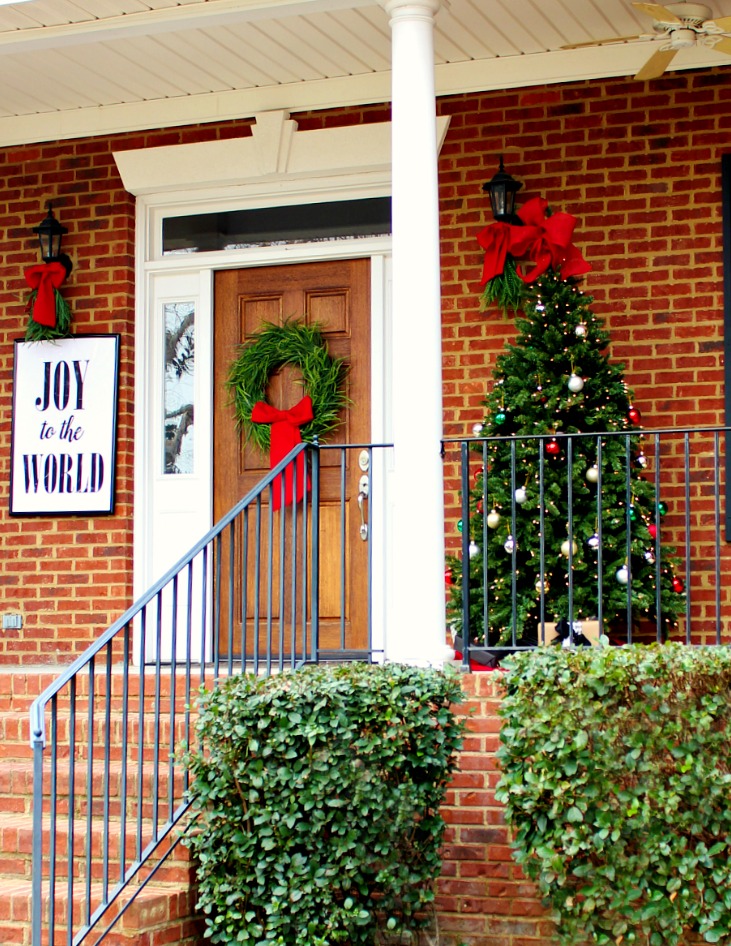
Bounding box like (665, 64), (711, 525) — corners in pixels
(496, 644), (731, 946)
(184, 662), (465, 946)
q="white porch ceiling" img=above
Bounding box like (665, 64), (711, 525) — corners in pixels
(1, 0), (731, 146)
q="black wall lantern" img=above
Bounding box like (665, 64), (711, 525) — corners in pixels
(483, 156), (523, 224)
(32, 203), (72, 274)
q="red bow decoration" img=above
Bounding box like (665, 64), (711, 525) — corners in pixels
(251, 395), (314, 510)
(477, 196), (591, 286)
(24, 262), (68, 327)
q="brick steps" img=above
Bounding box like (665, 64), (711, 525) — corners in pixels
(0, 669), (205, 946)
(0, 876), (204, 946)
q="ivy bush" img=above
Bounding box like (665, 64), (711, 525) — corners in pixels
(184, 662), (465, 946)
(496, 644), (731, 946)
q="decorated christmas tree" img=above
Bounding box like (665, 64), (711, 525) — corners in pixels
(449, 196), (684, 649)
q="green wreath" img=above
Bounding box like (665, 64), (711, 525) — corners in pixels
(227, 320), (350, 453)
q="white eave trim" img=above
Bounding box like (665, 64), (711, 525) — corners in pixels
(0, 43), (726, 149)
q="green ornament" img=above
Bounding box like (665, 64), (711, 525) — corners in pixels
(629, 506), (637, 521)
(658, 501), (668, 516)
(495, 411), (507, 425)
(457, 519), (463, 533)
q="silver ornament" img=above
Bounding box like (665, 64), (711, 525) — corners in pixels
(568, 373), (584, 393)
(472, 423), (484, 436)
(615, 566), (629, 585)
(504, 535), (517, 554)
(587, 533), (600, 550)
(514, 487), (527, 504)
(575, 322), (587, 337)
(468, 540), (480, 558)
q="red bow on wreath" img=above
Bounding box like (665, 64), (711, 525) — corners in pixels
(477, 196), (591, 286)
(251, 395), (314, 510)
(24, 261), (68, 327)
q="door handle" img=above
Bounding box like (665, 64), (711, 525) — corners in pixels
(357, 474), (369, 541)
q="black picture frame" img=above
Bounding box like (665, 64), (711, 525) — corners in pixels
(10, 334), (120, 516)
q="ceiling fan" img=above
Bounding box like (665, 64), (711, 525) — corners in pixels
(563, 1), (731, 80)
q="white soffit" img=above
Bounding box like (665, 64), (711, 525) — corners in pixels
(114, 109), (451, 197)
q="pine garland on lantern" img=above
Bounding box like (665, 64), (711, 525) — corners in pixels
(449, 197), (683, 649)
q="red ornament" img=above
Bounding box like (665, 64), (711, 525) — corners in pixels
(473, 466), (484, 483)
(476, 499), (484, 514)
(672, 577), (684, 593)
(445, 568), (453, 587)
(545, 438), (560, 456)
(648, 523), (658, 540)
(628, 406), (642, 425)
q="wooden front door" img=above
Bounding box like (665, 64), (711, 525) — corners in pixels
(213, 259), (371, 659)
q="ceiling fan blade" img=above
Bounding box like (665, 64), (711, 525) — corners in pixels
(707, 16), (731, 31)
(632, 2), (683, 24)
(562, 34), (642, 48)
(711, 36), (731, 54)
(634, 45), (678, 79)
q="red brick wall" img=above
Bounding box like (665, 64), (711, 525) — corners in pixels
(0, 120), (251, 664)
(439, 74), (727, 443)
(438, 672), (554, 946)
(0, 69), (729, 662)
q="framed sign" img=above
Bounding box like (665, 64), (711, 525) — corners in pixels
(10, 334), (120, 516)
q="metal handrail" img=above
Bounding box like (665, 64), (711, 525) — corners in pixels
(443, 425), (730, 666)
(30, 441), (384, 946)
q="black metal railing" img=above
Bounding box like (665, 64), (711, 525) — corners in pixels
(443, 426), (729, 668)
(29, 441), (386, 946)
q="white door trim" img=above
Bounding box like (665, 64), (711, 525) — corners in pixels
(135, 226), (392, 662)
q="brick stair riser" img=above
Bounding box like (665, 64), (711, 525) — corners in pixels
(1, 877), (203, 944)
(0, 668), (213, 704)
(0, 812), (195, 877)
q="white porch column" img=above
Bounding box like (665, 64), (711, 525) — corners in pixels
(384, 0), (449, 665)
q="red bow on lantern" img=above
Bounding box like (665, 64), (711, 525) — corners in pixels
(24, 261), (68, 327)
(477, 196), (591, 286)
(251, 395), (314, 510)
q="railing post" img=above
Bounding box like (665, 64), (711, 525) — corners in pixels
(31, 718), (45, 946)
(310, 443), (321, 664)
(460, 440), (471, 672)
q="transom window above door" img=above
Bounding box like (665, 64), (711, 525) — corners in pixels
(163, 197), (392, 255)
